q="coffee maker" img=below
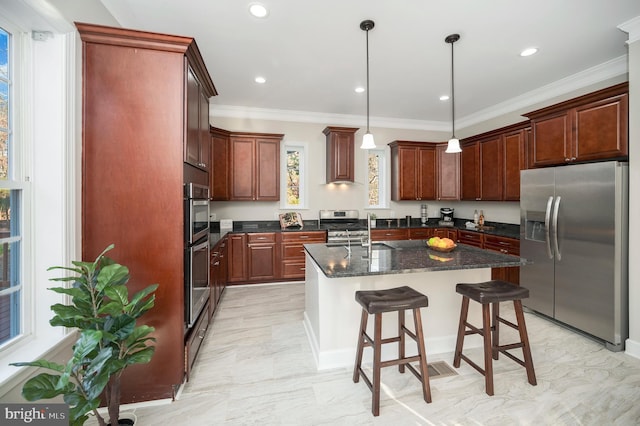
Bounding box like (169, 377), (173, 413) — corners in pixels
(440, 207), (454, 225)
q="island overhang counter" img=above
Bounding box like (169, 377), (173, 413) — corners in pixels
(302, 240), (528, 370)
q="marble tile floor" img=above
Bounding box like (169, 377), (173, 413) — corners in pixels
(129, 282), (640, 425)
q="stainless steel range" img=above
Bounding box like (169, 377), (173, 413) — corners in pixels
(319, 210), (368, 244)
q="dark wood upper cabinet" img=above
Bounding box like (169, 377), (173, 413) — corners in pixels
(323, 126), (358, 183)
(436, 144), (460, 201)
(461, 121), (529, 201)
(525, 82), (628, 168)
(185, 66), (213, 171)
(210, 127), (230, 200)
(77, 22), (216, 404)
(389, 141), (436, 201)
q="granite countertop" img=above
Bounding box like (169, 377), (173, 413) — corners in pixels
(304, 239), (527, 279)
(209, 218), (520, 240)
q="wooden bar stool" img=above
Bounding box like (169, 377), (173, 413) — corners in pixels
(453, 280), (536, 396)
(353, 286), (432, 416)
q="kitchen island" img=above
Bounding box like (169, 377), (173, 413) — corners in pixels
(303, 240), (527, 370)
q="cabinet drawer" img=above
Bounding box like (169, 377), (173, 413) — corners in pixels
(281, 231), (326, 242)
(247, 232), (277, 244)
(370, 229), (409, 241)
(282, 261), (306, 279)
(282, 243), (306, 260)
(458, 230), (483, 247)
(185, 302), (209, 380)
(408, 228), (433, 240)
(484, 235), (519, 255)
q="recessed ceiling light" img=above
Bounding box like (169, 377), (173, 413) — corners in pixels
(355, 87), (365, 93)
(255, 76), (266, 84)
(249, 3), (269, 18)
(440, 95), (450, 101)
(520, 47), (538, 57)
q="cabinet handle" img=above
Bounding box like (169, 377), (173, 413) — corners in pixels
(498, 241), (510, 246)
(565, 158), (571, 162)
(213, 261), (220, 266)
(571, 157), (576, 161)
(299, 235), (309, 239)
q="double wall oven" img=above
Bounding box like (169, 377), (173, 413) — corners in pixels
(184, 182), (210, 328)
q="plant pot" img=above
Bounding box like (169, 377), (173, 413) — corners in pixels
(107, 412), (137, 426)
(370, 219), (376, 228)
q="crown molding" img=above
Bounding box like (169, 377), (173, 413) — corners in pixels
(619, 15), (640, 44)
(210, 55), (628, 132)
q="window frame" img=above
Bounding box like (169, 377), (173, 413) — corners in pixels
(280, 141), (308, 210)
(366, 148), (388, 209)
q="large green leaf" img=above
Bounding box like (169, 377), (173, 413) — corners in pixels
(124, 325), (155, 345)
(104, 284), (129, 306)
(72, 330), (103, 360)
(123, 346), (155, 365)
(129, 296), (156, 318)
(66, 393), (100, 426)
(128, 284), (159, 308)
(20, 373), (71, 400)
(106, 315), (136, 341)
(50, 304), (87, 321)
(49, 286), (87, 299)
(9, 359), (66, 372)
(98, 300), (124, 316)
(97, 264), (129, 292)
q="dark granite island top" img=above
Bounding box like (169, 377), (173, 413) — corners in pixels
(304, 240), (527, 279)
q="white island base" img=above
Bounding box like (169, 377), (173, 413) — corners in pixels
(303, 253), (489, 370)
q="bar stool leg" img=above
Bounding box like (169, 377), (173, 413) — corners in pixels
(492, 302), (500, 360)
(353, 309), (368, 383)
(482, 303), (494, 396)
(514, 300), (537, 386)
(372, 313), (383, 416)
(413, 308), (432, 403)
(398, 309), (405, 373)
(453, 296), (470, 368)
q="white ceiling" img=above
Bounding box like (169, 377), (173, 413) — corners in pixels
(100, 0), (640, 131)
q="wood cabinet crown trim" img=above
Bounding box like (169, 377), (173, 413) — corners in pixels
(523, 82), (628, 119)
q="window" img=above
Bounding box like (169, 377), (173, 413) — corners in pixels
(0, 25), (22, 347)
(367, 149), (387, 208)
(281, 143), (307, 209)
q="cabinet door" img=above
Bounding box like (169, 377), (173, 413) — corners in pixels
(255, 138), (280, 201)
(395, 146), (418, 200)
(457, 230), (483, 247)
(460, 142), (480, 200)
(227, 233), (247, 283)
(408, 227), (433, 240)
(417, 147), (437, 200)
(210, 130), (230, 200)
(573, 93), (628, 162)
(185, 67), (201, 167)
(434, 228), (457, 240)
(436, 144), (460, 200)
(503, 129), (526, 201)
(230, 138), (255, 200)
(529, 112), (571, 167)
(247, 233), (278, 280)
(199, 90), (210, 171)
(325, 127), (356, 182)
(479, 136), (503, 200)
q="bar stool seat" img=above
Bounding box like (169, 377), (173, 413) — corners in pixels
(353, 286), (432, 416)
(453, 280), (537, 396)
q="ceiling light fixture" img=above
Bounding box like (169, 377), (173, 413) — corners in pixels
(445, 33), (462, 154)
(255, 76), (266, 84)
(520, 47), (538, 57)
(248, 3), (268, 18)
(360, 20), (376, 150)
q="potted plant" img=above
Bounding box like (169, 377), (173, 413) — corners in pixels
(369, 213), (377, 228)
(11, 244), (159, 426)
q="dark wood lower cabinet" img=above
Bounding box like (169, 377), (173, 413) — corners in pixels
(184, 301), (209, 382)
(247, 233), (278, 281)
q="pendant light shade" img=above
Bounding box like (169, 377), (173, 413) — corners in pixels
(445, 33), (462, 154)
(360, 20), (376, 150)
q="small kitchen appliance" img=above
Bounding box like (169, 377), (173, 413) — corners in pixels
(439, 208), (454, 226)
(420, 204), (428, 225)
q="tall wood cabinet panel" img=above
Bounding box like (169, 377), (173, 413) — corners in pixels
(503, 128), (527, 201)
(389, 141), (437, 201)
(436, 144), (460, 200)
(479, 136), (503, 200)
(323, 126), (358, 183)
(460, 141), (480, 200)
(210, 127), (230, 200)
(525, 83), (628, 168)
(185, 67), (213, 171)
(77, 22), (216, 403)
(229, 133), (283, 201)
(227, 233), (248, 283)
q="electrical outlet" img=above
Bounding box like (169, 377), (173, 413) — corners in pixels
(209, 213), (216, 221)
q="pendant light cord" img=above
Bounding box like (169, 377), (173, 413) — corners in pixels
(366, 27), (370, 133)
(450, 38), (455, 138)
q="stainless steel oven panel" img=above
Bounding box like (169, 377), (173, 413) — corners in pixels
(186, 183), (210, 245)
(186, 237), (210, 327)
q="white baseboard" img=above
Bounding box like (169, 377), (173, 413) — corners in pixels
(625, 338), (640, 359)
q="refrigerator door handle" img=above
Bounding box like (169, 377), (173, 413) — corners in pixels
(552, 196), (561, 261)
(545, 196), (554, 259)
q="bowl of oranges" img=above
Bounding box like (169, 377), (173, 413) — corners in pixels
(426, 237), (457, 253)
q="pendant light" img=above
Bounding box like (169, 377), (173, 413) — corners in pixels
(445, 33), (462, 153)
(360, 20), (376, 149)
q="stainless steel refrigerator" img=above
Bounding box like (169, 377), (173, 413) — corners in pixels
(520, 161), (628, 351)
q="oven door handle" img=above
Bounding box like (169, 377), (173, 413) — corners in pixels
(192, 239), (209, 252)
(192, 200), (210, 206)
